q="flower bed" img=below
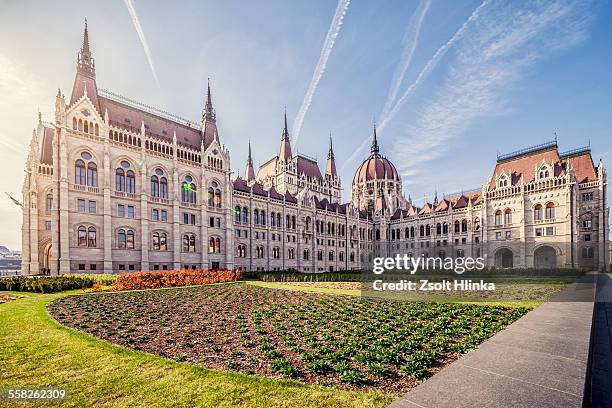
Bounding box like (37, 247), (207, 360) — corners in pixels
(48, 284), (529, 393)
(0, 275), (98, 293)
(110, 269), (244, 291)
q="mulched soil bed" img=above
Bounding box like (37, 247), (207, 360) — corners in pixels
(47, 283), (529, 393)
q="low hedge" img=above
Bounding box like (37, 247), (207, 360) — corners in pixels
(0, 276), (96, 293)
(110, 269), (244, 291)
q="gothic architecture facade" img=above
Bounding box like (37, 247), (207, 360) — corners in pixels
(21, 24), (609, 275)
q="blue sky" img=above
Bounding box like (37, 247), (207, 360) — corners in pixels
(0, 0), (611, 249)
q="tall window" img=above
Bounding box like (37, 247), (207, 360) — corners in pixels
(180, 175), (197, 204)
(116, 168), (125, 192)
(88, 227), (96, 247)
(495, 210), (502, 225)
(461, 219), (468, 232)
(152, 232), (167, 251)
(207, 181), (222, 207)
(260, 210), (266, 226)
(253, 209), (260, 225)
(160, 177), (168, 198)
(237, 244), (247, 258)
(271, 212), (276, 227)
(209, 237), (221, 254)
(545, 203), (555, 219)
(87, 162), (97, 187)
(234, 206), (241, 222)
(539, 166), (549, 179)
(242, 207), (249, 223)
(151, 175), (159, 197)
(183, 234), (196, 252)
(534, 204), (543, 221)
(46, 193), (53, 212)
(256, 246), (264, 258)
(117, 229), (134, 249)
(78, 226), (87, 246)
(276, 213), (281, 228)
(504, 209), (512, 225)
(126, 170), (135, 194)
(498, 175), (508, 187)
(75, 159), (86, 185)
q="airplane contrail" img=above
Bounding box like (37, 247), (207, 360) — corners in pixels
(291, 0), (350, 146)
(380, 0), (432, 120)
(123, 0), (160, 87)
(341, 0), (488, 172)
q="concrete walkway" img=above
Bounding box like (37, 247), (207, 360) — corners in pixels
(588, 272), (612, 407)
(389, 274), (598, 408)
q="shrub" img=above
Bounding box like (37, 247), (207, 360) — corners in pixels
(109, 269), (244, 291)
(0, 275), (96, 293)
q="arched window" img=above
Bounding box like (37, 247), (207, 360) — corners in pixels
(208, 187), (214, 206)
(288, 215), (292, 230)
(72, 117), (77, 130)
(126, 170), (135, 194)
(78, 226), (87, 246)
(277, 213), (281, 228)
(454, 220), (460, 233)
(545, 203), (555, 219)
(534, 204), (543, 221)
(436, 223), (442, 235)
(288, 248), (295, 259)
(237, 244), (247, 258)
(425, 225), (431, 236)
(292, 215), (296, 230)
(83, 121), (88, 133)
(234, 206), (241, 222)
(87, 227), (96, 247)
(273, 247), (280, 259)
(115, 168), (125, 192)
(151, 175), (159, 197)
(495, 210), (502, 225)
(271, 211), (276, 227)
(117, 229), (126, 248)
(75, 159), (86, 185)
(242, 207), (249, 223)
(94, 123), (99, 136)
(504, 209), (512, 225)
(375, 229), (381, 240)
(443, 222), (448, 234)
(539, 166), (549, 179)
(160, 177), (168, 199)
(254, 209), (259, 225)
(461, 219), (468, 232)
(420, 225), (425, 237)
(180, 176), (196, 204)
(160, 233), (167, 250)
(499, 175), (508, 188)
(410, 226), (415, 238)
(474, 217), (480, 231)
(46, 193), (53, 212)
(306, 217), (311, 231)
(153, 232), (160, 250)
(87, 162), (97, 187)
(126, 229), (134, 249)
(209, 237), (221, 254)
(256, 246), (264, 258)
(78, 119), (83, 131)
(329, 251), (334, 261)
(260, 210), (266, 226)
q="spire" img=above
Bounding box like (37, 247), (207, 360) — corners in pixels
(245, 140), (255, 183)
(202, 78), (219, 148)
(326, 132), (337, 178)
(204, 78), (215, 121)
(282, 106), (289, 140)
(77, 19), (95, 77)
(371, 122), (380, 156)
(279, 107), (292, 161)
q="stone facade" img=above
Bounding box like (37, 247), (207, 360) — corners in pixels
(21, 23), (609, 275)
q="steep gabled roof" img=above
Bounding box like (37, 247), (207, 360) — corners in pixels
(233, 177), (249, 192)
(40, 126), (54, 165)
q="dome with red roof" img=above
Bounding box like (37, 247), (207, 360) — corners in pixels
(352, 128), (400, 185)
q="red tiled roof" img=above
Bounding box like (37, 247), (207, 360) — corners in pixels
(40, 126), (54, 165)
(252, 182), (267, 197)
(268, 186), (283, 200)
(284, 190), (297, 203)
(489, 146), (562, 189)
(297, 156), (323, 181)
(567, 152), (597, 184)
(99, 96), (203, 149)
(69, 72), (100, 114)
(233, 177), (249, 192)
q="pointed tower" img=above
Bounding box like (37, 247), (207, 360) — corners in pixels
(245, 140), (255, 184)
(279, 109), (292, 162)
(371, 123), (380, 156)
(69, 19), (100, 112)
(202, 78), (219, 149)
(325, 133), (337, 178)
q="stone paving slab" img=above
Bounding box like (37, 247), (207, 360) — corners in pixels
(390, 274), (597, 408)
(589, 272), (612, 407)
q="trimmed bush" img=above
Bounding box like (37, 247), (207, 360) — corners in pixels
(109, 269), (244, 291)
(0, 276), (96, 293)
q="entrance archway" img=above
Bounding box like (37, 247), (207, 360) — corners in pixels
(495, 248), (513, 268)
(534, 245), (557, 268)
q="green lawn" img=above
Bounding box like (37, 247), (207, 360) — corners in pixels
(0, 290), (392, 408)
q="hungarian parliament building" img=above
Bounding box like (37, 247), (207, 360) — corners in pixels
(21, 23), (609, 275)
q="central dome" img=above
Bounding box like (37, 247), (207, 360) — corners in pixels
(352, 128), (399, 185)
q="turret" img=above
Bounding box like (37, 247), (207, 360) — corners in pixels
(279, 109), (292, 162)
(69, 19), (100, 112)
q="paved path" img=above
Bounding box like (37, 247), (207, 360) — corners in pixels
(589, 272), (612, 407)
(389, 274), (597, 408)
